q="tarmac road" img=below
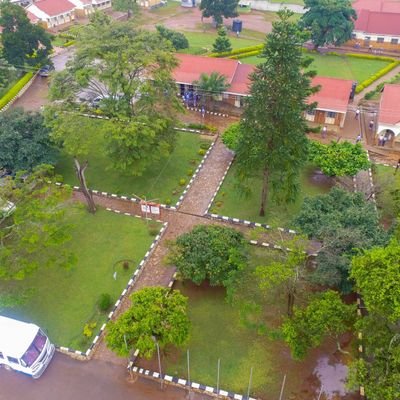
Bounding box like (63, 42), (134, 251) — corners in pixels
(0, 352), (210, 400)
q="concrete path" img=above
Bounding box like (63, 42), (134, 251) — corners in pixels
(242, 0), (305, 13)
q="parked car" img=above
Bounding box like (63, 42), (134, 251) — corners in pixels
(38, 65), (54, 77)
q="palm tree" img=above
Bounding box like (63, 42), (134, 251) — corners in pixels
(193, 72), (230, 111)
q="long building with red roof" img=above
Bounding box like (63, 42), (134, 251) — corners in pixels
(378, 84), (400, 138)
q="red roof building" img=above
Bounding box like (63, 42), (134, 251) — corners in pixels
(353, 0), (400, 13)
(27, 0), (76, 28)
(378, 84), (400, 137)
(305, 77), (353, 128)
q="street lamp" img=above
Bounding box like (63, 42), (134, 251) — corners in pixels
(152, 336), (163, 389)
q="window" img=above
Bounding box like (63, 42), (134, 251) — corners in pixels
(7, 356), (19, 364)
(351, 33), (356, 39)
(365, 36), (371, 41)
(21, 331), (47, 367)
(377, 37), (384, 43)
(307, 109), (316, 116)
(391, 38), (399, 44)
(327, 111), (336, 118)
(0, 351), (4, 359)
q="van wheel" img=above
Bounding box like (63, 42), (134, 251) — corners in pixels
(1, 364), (12, 371)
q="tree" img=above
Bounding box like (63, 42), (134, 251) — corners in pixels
(168, 225), (247, 287)
(112, 0), (139, 19)
(281, 290), (355, 360)
(0, 1), (52, 67)
(300, 0), (357, 49)
(0, 108), (57, 173)
(0, 165), (74, 307)
(212, 27), (232, 53)
(46, 18), (181, 212)
(256, 237), (308, 317)
(295, 187), (388, 293)
(200, 0), (239, 27)
(106, 287), (190, 358)
(309, 140), (370, 177)
(193, 72), (230, 110)
(222, 122), (241, 151)
(347, 240), (400, 399)
(156, 25), (189, 50)
(235, 10), (317, 216)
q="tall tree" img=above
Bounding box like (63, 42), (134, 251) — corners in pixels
(301, 0), (357, 49)
(112, 0), (139, 19)
(46, 17), (181, 213)
(156, 25), (189, 51)
(235, 10), (317, 216)
(212, 27), (232, 53)
(0, 108), (57, 173)
(348, 240), (400, 399)
(193, 71), (230, 110)
(0, 165), (74, 307)
(295, 187), (388, 293)
(200, 0), (239, 27)
(0, 1), (52, 67)
(281, 290), (355, 360)
(106, 287), (190, 358)
(256, 237), (308, 317)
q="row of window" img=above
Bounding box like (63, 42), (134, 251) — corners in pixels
(307, 110), (337, 118)
(352, 34), (399, 44)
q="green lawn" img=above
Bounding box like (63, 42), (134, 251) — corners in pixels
(373, 164), (399, 226)
(241, 53), (392, 83)
(181, 31), (262, 55)
(161, 246), (319, 398)
(56, 132), (210, 205)
(1, 206), (159, 350)
(210, 163), (333, 227)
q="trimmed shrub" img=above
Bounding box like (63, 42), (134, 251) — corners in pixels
(198, 149), (206, 156)
(63, 40), (75, 47)
(187, 168), (194, 176)
(200, 141), (211, 150)
(98, 293), (112, 312)
(355, 61), (400, 93)
(229, 49), (262, 59)
(187, 122), (207, 130)
(208, 44), (264, 58)
(179, 178), (187, 186)
(0, 72), (34, 110)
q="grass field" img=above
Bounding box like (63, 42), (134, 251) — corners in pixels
(56, 132), (210, 205)
(241, 53), (392, 83)
(160, 246), (323, 399)
(210, 163), (333, 227)
(1, 207), (159, 350)
(373, 164), (399, 226)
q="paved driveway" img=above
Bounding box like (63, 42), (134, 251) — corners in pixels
(0, 353), (209, 400)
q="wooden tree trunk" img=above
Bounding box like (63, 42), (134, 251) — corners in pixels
(74, 158), (96, 214)
(259, 167), (270, 216)
(287, 291), (295, 317)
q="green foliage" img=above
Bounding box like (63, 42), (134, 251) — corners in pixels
(198, 149), (206, 156)
(200, 0), (239, 26)
(308, 140), (370, 177)
(212, 27), (232, 53)
(156, 25), (189, 50)
(282, 290), (355, 360)
(112, 0), (139, 18)
(301, 0), (356, 49)
(0, 165), (74, 282)
(83, 322), (97, 338)
(98, 293), (113, 312)
(295, 187), (388, 292)
(106, 287), (190, 358)
(0, 72), (34, 110)
(193, 71), (230, 109)
(0, 2), (52, 67)
(235, 10), (317, 216)
(229, 49), (262, 59)
(0, 108), (58, 172)
(169, 225), (247, 287)
(209, 43), (264, 58)
(179, 178), (187, 186)
(222, 122), (241, 151)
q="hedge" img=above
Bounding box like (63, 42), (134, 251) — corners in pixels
(229, 49), (262, 59)
(63, 40), (75, 47)
(355, 61), (400, 93)
(0, 72), (34, 110)
(208, 44), (264, 58)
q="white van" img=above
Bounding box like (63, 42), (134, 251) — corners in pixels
(0, 316), (55, 379)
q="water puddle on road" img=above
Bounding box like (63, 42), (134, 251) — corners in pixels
(313, 356), (349, 399)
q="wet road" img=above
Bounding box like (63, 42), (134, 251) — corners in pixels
(0, 352), (210, 400)
(12, 48), (74, 111)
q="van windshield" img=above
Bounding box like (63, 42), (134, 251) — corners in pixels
(21, 330), (47, 367)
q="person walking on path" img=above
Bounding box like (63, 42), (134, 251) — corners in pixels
(382, 135), (388, 147)
(356, 134), (362, 143)
(378, 134), (384, 146)
(322, 125), (327, 138)
(355, 109), (360, 120)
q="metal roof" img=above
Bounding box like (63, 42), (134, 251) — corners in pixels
(0, 316), (39, 359)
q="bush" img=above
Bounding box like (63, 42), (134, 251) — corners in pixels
(187, 122), (207, 130)
(63, 40), (75, 47)
(187, 168), (194, 176)
(0, 72), (34, 110)
(98, 293), (113, 312)
(200, 141), (211, 150)
(229, 50), (262, 59)
(179, 178), (187, 186)
(156, 25), (189, 50)
(165, 198), (172, 205)
(205, 124), (218, 133)
(356, 61), (399, 93)
(83, 322), (97, 338)
(222, 123), (241, 151)
(198, 149), (206, 156)
(208, 44), (264, 58)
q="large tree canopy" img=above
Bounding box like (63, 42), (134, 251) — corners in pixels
(294, 187), (388, 292)
(106, 287), (190, 358)
(235, 10), (317, 216)
(169, 225), (247, 287)
(0, 108), (57, 173)
(200, 0), (239, 26)
(47, 17), (181, 212)
(112, 0), (139, 18)
(0, 1), (52, 67)
(301, 0), (357, 49)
